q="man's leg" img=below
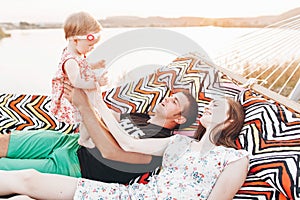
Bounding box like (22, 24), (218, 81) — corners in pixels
(0, 129), (58, 158)
(0, 134), (9, 157)
(0, 130), (81, 177)
(6, 130), (68, 159)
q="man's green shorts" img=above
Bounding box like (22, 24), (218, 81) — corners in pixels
(0, 130), (81, 177)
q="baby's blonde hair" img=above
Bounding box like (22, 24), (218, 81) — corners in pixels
(64, 11), (102, 40)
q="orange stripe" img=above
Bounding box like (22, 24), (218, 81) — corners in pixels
(8, 95), (34, 130)
(250, 162), (292, 198)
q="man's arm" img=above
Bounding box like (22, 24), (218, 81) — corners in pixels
(65, 84), (171, 156)
(64, 84), (152, 164)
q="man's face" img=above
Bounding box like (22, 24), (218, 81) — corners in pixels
(155, 92), (189, 120)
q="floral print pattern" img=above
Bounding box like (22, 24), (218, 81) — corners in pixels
(51, 47), (96, 124)
(74, 135), (248, 199)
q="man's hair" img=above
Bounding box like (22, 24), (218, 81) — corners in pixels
(64, 11), (102, 40)
(177, 91), (198, 129)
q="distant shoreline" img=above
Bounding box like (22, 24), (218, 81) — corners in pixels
(0, 27), (11, 38)
(0, 7), (299, 31)
(0, 16), (288, 30)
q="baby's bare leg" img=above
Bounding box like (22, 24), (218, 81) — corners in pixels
(77, 89), (101, 149)
(78, 123), (95, 148)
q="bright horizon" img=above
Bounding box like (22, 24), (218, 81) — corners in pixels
(1, 0), (300, 23)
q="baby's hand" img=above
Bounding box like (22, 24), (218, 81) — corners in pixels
(97, 71), (108, 86)
(91, 59), (106, 69)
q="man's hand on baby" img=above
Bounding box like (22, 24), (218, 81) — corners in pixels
(63, 82), (88, 107)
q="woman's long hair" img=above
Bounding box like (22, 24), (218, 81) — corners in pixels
(194, 98), (245, 149)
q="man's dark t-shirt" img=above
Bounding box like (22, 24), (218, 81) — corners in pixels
(119, 113), (172, 138)
(77, 113), (172, 183)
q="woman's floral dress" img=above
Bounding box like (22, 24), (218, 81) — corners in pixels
(74, 134), (248, 199)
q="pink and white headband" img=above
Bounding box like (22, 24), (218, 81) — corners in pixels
(71, 32), (101, 41)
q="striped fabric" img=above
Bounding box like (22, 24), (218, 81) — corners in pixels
(0, 94), (78, 134)
(236, 89), (300, 200)
(0, 53), (299, 199)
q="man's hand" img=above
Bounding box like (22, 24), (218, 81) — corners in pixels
(63, 82), (89, 109)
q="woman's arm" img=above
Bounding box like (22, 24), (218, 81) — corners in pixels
(207, 156), (249, 200)
(71, 86), (171, 156)
(79, 100), (154, 164)
(62, 82), (151, 164)
(64, 59), (96, 89)
(90, 84), (171, 156)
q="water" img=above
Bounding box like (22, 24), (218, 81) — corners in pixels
(0, 27), (256, 95)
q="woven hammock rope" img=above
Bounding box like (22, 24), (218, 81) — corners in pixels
(212, 14), (300, 112)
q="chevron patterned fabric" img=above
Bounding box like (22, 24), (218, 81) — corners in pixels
(236, 89), (300, 200)
(0, 53), (299, 199)
(0, 94), (78, 134)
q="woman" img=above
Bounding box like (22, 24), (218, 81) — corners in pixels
(0, 88), (249, 200)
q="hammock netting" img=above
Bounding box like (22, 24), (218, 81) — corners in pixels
(213, 14), (300, 109)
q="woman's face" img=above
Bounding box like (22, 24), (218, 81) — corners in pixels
(200, 99), (230, 128)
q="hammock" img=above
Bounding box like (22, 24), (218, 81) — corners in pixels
(212, 14), (300, 113)
(0, 52), (299, 199)
(1, 17), (300, 199)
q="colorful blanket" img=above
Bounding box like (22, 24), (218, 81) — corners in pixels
(0, 53), (299, 199)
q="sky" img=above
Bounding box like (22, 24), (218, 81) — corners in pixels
(1, 0), (300, 23)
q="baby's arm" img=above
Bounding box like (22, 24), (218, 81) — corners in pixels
(64, 59), (96, 89)
(95, 71), (108, 86)
(90, 59), (108, 86)
(90, 59), (105, 70)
